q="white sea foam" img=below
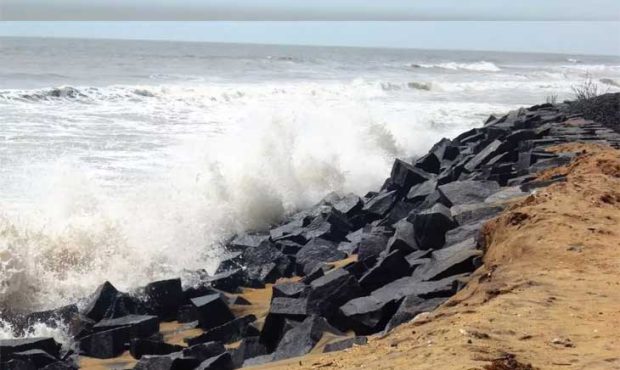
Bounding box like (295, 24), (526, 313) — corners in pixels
(1, 79), (510, 314)
(413, 61), (502, 72)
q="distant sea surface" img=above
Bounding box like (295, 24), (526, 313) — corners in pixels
(1, 37), (619, 318)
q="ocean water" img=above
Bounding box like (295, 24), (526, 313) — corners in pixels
(1, 37), (619, 322)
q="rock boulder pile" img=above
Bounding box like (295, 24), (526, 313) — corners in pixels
(2, 94), (619, 369)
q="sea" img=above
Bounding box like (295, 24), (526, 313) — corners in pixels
(0, 37), (619, 340)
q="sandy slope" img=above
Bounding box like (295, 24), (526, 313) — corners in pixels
(248, 143), (620, 370)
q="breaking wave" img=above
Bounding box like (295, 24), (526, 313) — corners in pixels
(412, 61), (501, 72)
(0, 80), (505, 314)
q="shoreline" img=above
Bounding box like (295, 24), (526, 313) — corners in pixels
(1, 93), (619, 370)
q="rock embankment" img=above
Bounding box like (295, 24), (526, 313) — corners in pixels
(1, 93), (619, 370)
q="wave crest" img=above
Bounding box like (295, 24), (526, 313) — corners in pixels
(412, 61), (501, 72)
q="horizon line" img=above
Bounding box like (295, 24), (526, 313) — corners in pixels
(2, 35), (620, 58)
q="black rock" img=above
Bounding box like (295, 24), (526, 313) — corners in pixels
(11, 349), (58, 368)
(300, 263), (330, 284)
(383, 296), (448, 333)
(41, 361), (76, 370)
(215, 252), (243, 273)
(464, 140), (505, 172)
(362, 190), (398, 217)
(78, 327), (128, 359)
(181, 341), (226, 362)
(230, 337), (267, 369)
(484, 186), (527, 203)
(269, 298), (309, 317)
(129, 339), (183, 359)
(21, 304), (79, 332)
(438, 180), (501, 206)
(412, 238), (481, 281)
(386, 219), (418, 254)
(82, 281), (119, 322)
(243, 354), (275, 367)
(295, 238), (346, 276)
(270, 218), (307, 242)
(390, 159), (431, 190)
(242, 243), (291, 284)
(103, 293), (148, 319)
(272, 282), (309, 300)
(444, 221), (485, 246)
(190, 294), (235, 331)
(258, 313), (288, 352)
(339, 295), (400, 334)
(302, 208), (353, 242)
(272, 315), (337, 361)
(331, 193), (363, 216)
(196, 352), (233, 370)
(186, 315), (257, 346)
(414, 152), (441, 174)
(450, 203), (503, 225)
(359, 250), (410, 292)
(371, 274), (470, 303)
(323, 336), (368, 353)
(274, 240), (303, 255)
(3, 359), (36, 370)
(133, 355), (200, 370)
(228, 234), (269, 250)
(406, 178), (437, 202)
(409, 203), (456, 250)
(144, 279), (184, 320)
(357, 234), (389, 261)
(343, 256), (378, 280)
(93, 315), (159, 339)
(205, 269), (247, 293)
(176, 305), (198, 323)
(306, 268), (363, 321)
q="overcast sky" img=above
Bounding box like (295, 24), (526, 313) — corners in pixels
(2, 0), (620, 21)
(1, 1), (619, 55)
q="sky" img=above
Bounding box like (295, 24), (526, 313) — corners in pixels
(0, 1), (619, 55)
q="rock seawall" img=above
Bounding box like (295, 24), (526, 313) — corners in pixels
(1, 93), (619, 369)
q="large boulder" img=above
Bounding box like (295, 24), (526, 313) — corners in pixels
(362, 190), (398, 217)
(82, 281), (119, 322)
(409, 203), (456, 250)
(92, 315), (159, 339)
(182, 341), (226, 362)
(195, 353), (234, 370)
(186, 315), (258, 346)
(306, 268), (363, 322)
(357, 234), (389, 261)
(190, 294), (235, 331)
(383, 296), (448, 333)
(272, 316), (339, 361)
(358, 250), (410, 293)
(295, 238), (346, 275)
(0, 338), (61, 360)
(323, 336), (368, 353)
(450, 203), (503, 225)
(129, 339), (183, 359)
(385, 218), (418, 254)
(133, 355), (201, 370)
(390, 159), (431, 190)
(406, 179), (437, 203)
(228, 234), (269, 250)
(230, 337), (267, 369)
(438, 180), (501, 206)
(371, 273), (470, 303)
(79, 327), (128, 359)
(144, 278), (184, 320)
(412, 238), (481, 281)
(339, 295), (400, 334)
